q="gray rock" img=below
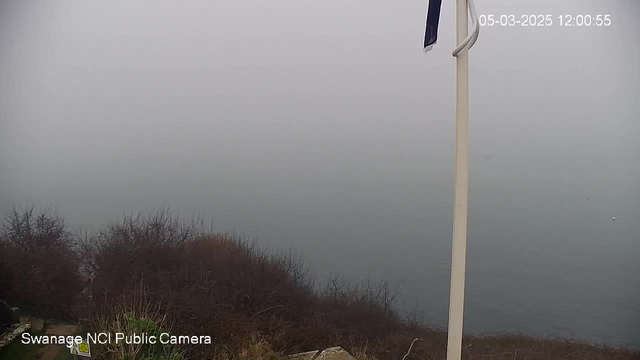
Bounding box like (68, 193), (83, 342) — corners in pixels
(9, 307), (19, 324)
(0, 300), (17, 328)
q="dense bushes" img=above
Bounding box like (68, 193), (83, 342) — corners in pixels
(76, 211), (403, 358)
(1, 207), (637, 360)
(0, 206), (81, 319)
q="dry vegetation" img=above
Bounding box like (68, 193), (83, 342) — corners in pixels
(0, 206), (638, 360)
(0, 207), (81, 319)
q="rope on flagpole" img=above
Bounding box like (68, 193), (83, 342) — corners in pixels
(452, 0), (479, 57)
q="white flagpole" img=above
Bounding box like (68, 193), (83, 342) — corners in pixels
(446, 0), (470, 359)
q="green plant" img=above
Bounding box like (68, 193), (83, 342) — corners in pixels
(237, 335), (281, 360)
(93, 292), (183, 360)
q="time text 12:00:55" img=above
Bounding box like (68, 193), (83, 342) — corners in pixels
(478, 15), (611, 27)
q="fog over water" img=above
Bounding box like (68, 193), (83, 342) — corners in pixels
(1, 0), (639, 349)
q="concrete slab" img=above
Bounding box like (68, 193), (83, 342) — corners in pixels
(289, 350), (320, 360)
(31, 317), (45, 332)
(315, 347), (355, 360)
(44, 324), (77, 336)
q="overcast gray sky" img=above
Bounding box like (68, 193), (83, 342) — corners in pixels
(1, 0), (638, 226)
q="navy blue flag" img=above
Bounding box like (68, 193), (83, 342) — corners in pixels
(424, 0), (443, 51)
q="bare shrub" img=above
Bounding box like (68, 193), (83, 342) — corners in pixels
(82, 210), (404, 358)
(0, 205), (81, 318)
(77, 210), (203, 297)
